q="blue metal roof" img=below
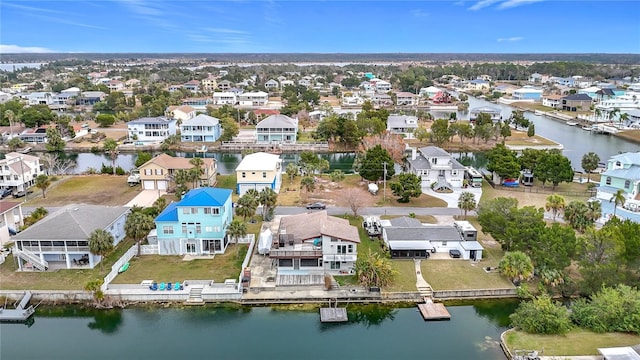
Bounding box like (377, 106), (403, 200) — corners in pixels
(155, 202), (179, 222)
(178, 188), (232, 207)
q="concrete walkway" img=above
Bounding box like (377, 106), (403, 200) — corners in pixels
(125, 189), (164, 208)
(421, 186), (483, 209)
(414, 259), (433, 297)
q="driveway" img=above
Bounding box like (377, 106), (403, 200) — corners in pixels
(125, 190), (164, 208)
(421, 186), (483, 209)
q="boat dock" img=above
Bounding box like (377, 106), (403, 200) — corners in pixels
(320, 299), (348, 323)
(418, 298), (451, 321)
(0, 291), (36, 322)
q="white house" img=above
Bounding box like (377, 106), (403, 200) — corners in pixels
(27, 92), (54, 106)
(374, 80), (391, 92)
(419, 86), (442, 98)
(512, 86), (543, 101)
(237, 91), (268, 107)
(395, 92), (418, 106)
(166, 105), (196, 122)
(0, 201), (24, 247)
(235, 152), (282, 196)
(387, 115), (418, 138)
(265, 79), (279, 91)
(127, 117), (177, 143)
(255, 114), (298, 144)
(0, 152), (45, 193)
(406, 146), (466, 190)
(212, 92), (237, 105)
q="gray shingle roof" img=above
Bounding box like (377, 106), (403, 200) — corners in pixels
(388, 217), (422, 227)
(419, 146), (450, 158)
(562, 93), (593, 101)
(256, 114), (297, 129)
(385, 225), (462, 242)
(182, 114), (220, 126)
(387, 115), (418, 129)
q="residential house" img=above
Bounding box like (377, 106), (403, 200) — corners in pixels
(212, 92), (237, 105)
(396, 92), (418, 106)
(280, 79), (295, 88)
(469, 106), (502, 122)
(577, 86), (601, 99)
(0, 201), (24, 246)
(127, 117), (177, 144)
(217, 80), (232, 91)
(154, 187), (233, 256)
(298, 78), (312, 88)
(125, 79), (141, 88)
(182, 97), (212, 111)
(265, 79), (279, 91)
(27, 92), (54, 106)
(166, 105), (196, 122)
(406, 146), (466, 190)
(387, 115), (418, 138)
(597, 152), (640, 211)
(255, 114), (298, 143)
(466, 79), (490, 91)
(529, 73), (550, 84)
(253, 109), (280, 120)
(235, 152), (282, 195)
(106, 80), (125, 92)
(598, 345), (640, 360)
(494, 83), (518, 96)
(180, 114), (221, 143)
(50, 92), (75, 111)
(561, 93), (592, 111)
(78, 91), (106, 106)
(183, 80), (201, 93)
(11, 204), (129, 270)
(0, 153), (44, 194)
(512, 86), (543, 101)
(371, 93), (393, 107)
(419, 86), (442, 98)
(270, 211), (360, 274)
(138, 153), (216, 190)
(374, 80), (391, 92)
(542, 94), (563, 108)
(18, 127), (48, 144)
(237, 91), (268, 107)
(342, 92), (364, 106)
(381, 217), (483, 260)
(552, 77), (576, 87)
(168, 85), (182, 92)
(201, 76), (217, 93)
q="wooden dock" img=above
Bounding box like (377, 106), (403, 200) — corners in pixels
(418, 300), (451, 321)
(320, 307), (348, 323)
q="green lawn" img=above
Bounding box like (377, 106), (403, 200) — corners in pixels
(421, 260), (514, 290)
(504, 329), (640, 356)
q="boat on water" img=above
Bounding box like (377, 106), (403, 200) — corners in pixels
(582, 125), (593, 131)
(195, 145), (208, 153)
(566, 121), (578, 126)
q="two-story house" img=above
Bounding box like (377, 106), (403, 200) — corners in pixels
(183, 80), (201, 93)
(180, 114), (221, 143)
(561, 93), (593, 112)
(11, 204), (130, 270)
(255, 114), (298, 144)
(78, 91), (106, 106)
(217, 80), (232, 91)
(235, 152), (282, 196)
(212, 92), (237, 105)
(27, 92), (54, 106)
(597, 152), (640, 211)
(201, 76), (217, 93)
(265, 79), (279, 91)
(166, 105), (196, 122)
(127, 117), (177, 144)
(386, 115), (418, 138)
(270, 211), (360, 274)
(154, 187), (233, 255)
(0, 152), (44, 193)
(138, 153), (216, 190)
(470, 106), (502, 122)
(406, 146), (466, 190)
(107, 80), (125, 92)
(0, 201), (24, 246)
(238, 91), (268, 107)
(395, 92), (418, 106)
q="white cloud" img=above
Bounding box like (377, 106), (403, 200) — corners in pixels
(498, 0), (544, 9)
(468, 0), (501, 11)
(497, 37), (524, 42)
(0, 44), (55, 53)
(204, 28), (249, 35)
(411, 9), (429, 17)
(469, 0), (543, 10)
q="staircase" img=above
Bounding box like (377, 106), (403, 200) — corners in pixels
(432, 176), (452, 192)
(417, 284), (433, 298)
(185, 285), (204, 304)
(15, 248), (48, 271)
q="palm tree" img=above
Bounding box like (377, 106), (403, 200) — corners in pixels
(4, 109), (15, 136)
(235, 193), (258, 221)
(258, 187), (278, 221)
(300, 176), (315, 201)
(124, 211), (155, 256)
(103, 138), (119, 175)
(226, 218), (247, 257)
(189, 157), (204, 187)
(35, 174), (51, 199)
(152, 196), (168, 213)
(285, 162), (298, 185)
(545, 194), (565, 222)
(88, 229), (115, 271)
(610, 189), (626, 218)
(619, 112), (629, 127)
(586, 200), (602, 223)
(581, 152), (600, 182)
(498, 251), (534, 285)
(457, 191), (476, 219)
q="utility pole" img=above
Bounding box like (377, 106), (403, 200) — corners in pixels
(383, 162), (387, 202)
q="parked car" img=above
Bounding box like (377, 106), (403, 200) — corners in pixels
(13, 190), (33, 198)
(306, 202), (326, 210)
(1, 188), (12, 199)
(449, 249), (461, 259)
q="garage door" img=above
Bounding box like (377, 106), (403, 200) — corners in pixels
(143, 180), (155, 190)
(238, 184), (254, 196)
(255, 184), (270, 193)
(157, 181), (167, 190)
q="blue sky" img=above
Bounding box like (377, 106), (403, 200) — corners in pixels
(1, 0), (639, 53)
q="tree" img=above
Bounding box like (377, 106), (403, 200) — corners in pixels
(499, 122), (511, 143)
(571, 285), (640, 335)
(88, 229), (115, 271)
(226, 218), (247, 257)
(578, 226), (625, 294)
(95, 113), (116, 127)
(477, 197), (519, 247)
(610, 189), (626, 218)
(258, 187), (278, 221)
(103, 138), (119, 175)
(7, 137), (24, 151)
(35, 174), (51, 198)
(354, 249), (397, 288)
(534, 152), (574, 189)
(344, 188), (367, 217)
(219, 117), (239, 141)
(545, 194), (565, 222)
(498, 251), (534, 284)
(529, 223), (577, 271)
(189, 157), (204, 187)
(152, 196), (168, 214)
(357, 145), (395, 182)
(329, 170), (345, 183)
(563, 200), (594, 233)
(285, 162), (298, 184)
(20, 104), (54, 128)
(389, 173), (422, 203)
(85, 279), (105, 303)
(135, 151), (152, 168)
(430, 119), (450, 146)
(527, 123), (535, 137)
(300, 176), (315, 201)
(486, 144), (520, 182)
(457, 191), (476, 219)
(45, 127), (66, 152)
(581, 152), (600, 182)
(235, 193), (258, 221)
(124, 211), (155, 256)
(360, 132), (406, 164)
(509, 294), (572, 335)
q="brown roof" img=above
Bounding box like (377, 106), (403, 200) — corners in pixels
(544, 94), (564, 100)
(280, 211), (360, 243)
(0, 201), (21, 214)
(142, 153), (214, 170)
(167, 105), (196, 113)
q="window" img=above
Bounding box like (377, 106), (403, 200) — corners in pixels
(616, 161), (621, 167)
(204, 207), (220, 215)
(196, 224), (202, 234)
(452, 170), (458, 176)
(348, 244), (353, 253)
(625, 180), (630, 189)
(241, 172), (246, 178)
(262, 172), (267, 178)
(442, 241), (447, 246)
(606, 177), (612, 185)
(182, 224), (188, 233)
(183, 208), (190, 214)
(155, 169), (163, 175)
(330, 261), (341, 269)
(205, 226), (213, 232)
(337, 245), (347, 254)
(162, 226), (173, 234)
(190, 208), (198, 215)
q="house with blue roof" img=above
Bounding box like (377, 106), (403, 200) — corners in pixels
(597, 152), (640, 213)
(154, 187), (233, 255)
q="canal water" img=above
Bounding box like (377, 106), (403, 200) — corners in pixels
(0, 301), (517, 360)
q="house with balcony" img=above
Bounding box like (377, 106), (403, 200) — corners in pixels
(396, 92), (418, 106)
(27, 92), (54, 106)
(597, 152), (640, 211)
(106, 80), (125, 92)
(50, 92), (76, 111)
(166, 105), (196, 122)
(201, 76), (217, 93)
(374, 80), (391, 92)
(138, 153), (216, 191)
(235, 152), (282, 196)
(512, 86), (543, 101)
(387, 115), (418, 138)
(255, 114), (298, 144)
(212, 92), (237, 105)
(0, 201), (24, 247)
(154, 187), (233, 256)
(542, 95), (563, 108)
(183, 80), (201, 93)
(78, 91), (106, 106)
(182, 97), (212, 111)
(180, 114), (221, 143)
(238, 91), (268, 107)
(466, 79), (490, 91)
(0, 152), (44, 193)
(270, 211), (360, 274)
(18, 127), (48, 144)
(371, 93), (393, 107)
(127, 117), (177, 144)
(11, 204), (130, 271)
(470, 106), (502, 122)
(217, 80), (232, 91)
(406, 146), (466, 190)
(265, 79), (279, 91)
(561, 93), (593, 111)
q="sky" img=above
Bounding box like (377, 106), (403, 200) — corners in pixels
(0, 0), (639, 54)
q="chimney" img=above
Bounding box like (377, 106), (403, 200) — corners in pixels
(412, 147), (417, 161)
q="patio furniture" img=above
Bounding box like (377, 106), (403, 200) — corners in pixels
(149, 282), (158, 291)
(174, 282), (181, 291)
(167, 282), (172, 291)
(159, 282), (166, 291)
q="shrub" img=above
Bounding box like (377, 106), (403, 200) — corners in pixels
(115, 166), (126, 175)
(510, 294), (572, 334)
(100, 163), (113, 174)
(570, 285), (640, 334)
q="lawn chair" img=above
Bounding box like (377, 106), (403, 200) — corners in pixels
(174, 282), (181, 291)
(159, 282), (166, 291)
(149, 282), (158, 291)
(167, 282), (172, 291)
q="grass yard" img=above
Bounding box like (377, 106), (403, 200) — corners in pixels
(387, 260), (418, 292)
(0, 239), (136, 290)
(504, 329), (640, 356)
(421, 260), (514, 290)
(25, 175), (140, 207)
(479, 180), (591, 209)
(111, 244), (248, 284)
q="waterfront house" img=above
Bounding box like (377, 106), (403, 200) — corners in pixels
(11, 204), (129, 270)
(50, 92), (75, 111)
(238, 91), (268, 107)
(381, 217), (483, 260)
(255, 114), (298, 144)
(419, 86), (442, 98)
(387, 115), (418, 138)
(138, 153), (216, 190)
(154, 187), (233, 256)
(0, 152), (44, 193)
(0, 201), (24, 246)
(596, 152), (640, 210)
(270, 211), (359, 274)
(183, 80), (201, 93)
(469, 106), (502, 122)
(182, 97), (212, 111)
(235, 152), (282, 196)
(465, 79), (490, 91)
(542, 94), (563, 108)
(212, 91), (237, 105)
(78, 91), (106, 106)
(166, 105), (196, 122)
(512, 86), (543, 101)
(27, 92), (54, 106)
(395, 92), (418, 106)
(406, 146), (466, 190)
(19, 127), (48, 144)
(180, 114), (221, 143)
(561, 93), (592, 111)
(127, 117), (177, 144)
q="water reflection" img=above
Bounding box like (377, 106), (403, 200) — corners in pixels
(472, 299), (520, 328)
(87, 309), (123, 335)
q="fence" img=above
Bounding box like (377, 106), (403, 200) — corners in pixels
(140, 244), (158, 255)
(238, 236), (257, 290)
(102, 245), (137, 292)
(433, 288), (517, 300)
(237, 234), (255, 244)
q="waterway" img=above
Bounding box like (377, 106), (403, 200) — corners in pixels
(0, 301), (517, 360)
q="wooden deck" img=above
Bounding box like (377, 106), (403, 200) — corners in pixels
(418, 301), (451, 321)
(276, 274), (325, 286)
(320, 307), (348, 323)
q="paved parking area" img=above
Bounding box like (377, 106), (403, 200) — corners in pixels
(125, 190), (165, 208)
(422, 186), (483, 208)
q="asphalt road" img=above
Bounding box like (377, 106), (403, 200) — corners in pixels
(274, 206), (468, 216)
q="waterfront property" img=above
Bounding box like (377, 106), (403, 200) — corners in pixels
(596, 151), (640, 211)
(235, 152), (282, 196)
(179, 114), (222, 143)
(255, 114), (298, 144)
(270, 210), (360, 274)
(11, 204), (129, 270)
(165, 105), (196, 122)
(127, 117), (177, 144)
(561, 93), (593, 112)
(386, 115), (418, 138)
(153, 187), (233, 256)
(469, 106), (501, 122)
(237, 91), (268, 107)
(406, 146), (466, 190)
(0, 201), (24, 247)
(138, 153), (216, 190)
(380, 217), (483, 260)
(0, 152), (45, 193)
